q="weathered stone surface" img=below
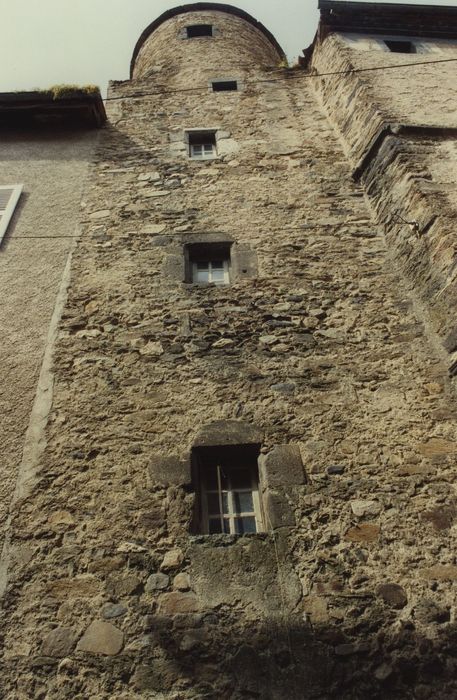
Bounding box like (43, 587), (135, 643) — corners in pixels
(173, 573), (191, 591)
(345, 522), (380, 543)
(260, 444), (306, 488)
(148, 454), (190, 486)
(158, 592), (200, 614)
(160, 549), (183, 571)
(107, 574), (143, 597)
(145, 573), (170, 592)
(193, 420), (263, 447)
(421, 505), (456, 531)
(376, 583), (408, 609)
(420, 566), (457, 581)
(41, 627), (76, 658)
(102, 603), (128, 619)
(77, 621), (124, 655)
(350, 500), (382, 517)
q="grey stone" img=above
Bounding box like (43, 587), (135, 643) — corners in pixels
(271, 382), (296, 394)
(327, 465), (345, 475)
(102, 603), (128, 619)
(77, 621), (124, 656)
(145, 573), (170, 592)
(259, 444), (306, 488)
(41, 627), (76, 658)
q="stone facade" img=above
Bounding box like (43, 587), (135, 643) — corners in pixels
(1, 3), (457, 699)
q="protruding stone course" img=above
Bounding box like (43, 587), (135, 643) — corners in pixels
(77, 621), (124, 656)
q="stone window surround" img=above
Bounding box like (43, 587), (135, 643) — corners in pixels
(183, 233), (257, 285)
(169, 128), (235, 158)
(147, 420), (307, 534)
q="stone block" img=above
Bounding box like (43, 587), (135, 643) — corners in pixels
(145, 573), (170, 592)
(41, 627), (76, 657)
(231, 245), (258, 279)
(263, 489), (295, 529)
(161, 549), (184, 571)
(77, 621), (124, 656)
(148, 454), (191, 487)
(193, 420), (263, 447)
(376, 583), (407, 608)
(345, 522), (380, 543)
(350, 500), (382, 517)
(158, 592), (200, 614)
(259, 444), (306, 489)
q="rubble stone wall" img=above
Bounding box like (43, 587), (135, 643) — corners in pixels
(311, 32), (457, 363)
(2, 8), (457, 700)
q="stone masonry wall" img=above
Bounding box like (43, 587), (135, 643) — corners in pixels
(2, 8), (457, 700)
(310, 32), (457, 365)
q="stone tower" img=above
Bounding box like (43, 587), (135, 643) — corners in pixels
(2, 3), (457, 699)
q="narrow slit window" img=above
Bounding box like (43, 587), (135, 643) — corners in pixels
(0, 185), (23, 245)
(384, 40), (416, 53)
(188, 131), (216, 160)
(212, 80), (238, 92)
(186, 24), (213, 38)
(193, 446), (263, 535)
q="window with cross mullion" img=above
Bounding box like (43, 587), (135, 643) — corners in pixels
(201, 461), (262, 535)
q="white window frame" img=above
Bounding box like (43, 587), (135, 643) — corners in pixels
(189, 142), (216, 160)
(0, 185), (23, 244)
(191, 259), (230, 285)
(201, 463), (263, 535)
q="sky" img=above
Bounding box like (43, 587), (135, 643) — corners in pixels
(1, 0), (456, 95)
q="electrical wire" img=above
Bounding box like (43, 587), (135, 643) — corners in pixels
(103, 56), (457, 102)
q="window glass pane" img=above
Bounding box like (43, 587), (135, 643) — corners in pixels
(209, 518), (222, 534)
(233, 491), (254, 514)
(209, 518), (230, 534)
(207, 493), (220, 515)
(195, 263), (209, 283)
(210, 262), (225, 283)
(230, 469), (252, 490)
(234, 516), (257, 534)
(203, 144), (214, 154)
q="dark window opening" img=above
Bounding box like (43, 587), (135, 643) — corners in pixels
(212, 81), (238, 92)
(191, 445), (262, 535)
(187, 130), (217, 159)
(186, 24), (213, 38)
(185, 242), (231, 285)
(384, 40), (416, 54)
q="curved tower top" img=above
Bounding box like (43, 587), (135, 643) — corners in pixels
(130, 3), (285, 80)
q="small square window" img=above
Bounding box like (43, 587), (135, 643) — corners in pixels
(188, 131), (216, 160)
(384, 40), (416, 54)
(186, 242), (231, 285)
(212, 80), (238, 92)
(192, 446), (263, 535)
(186, 24), (213, 38)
